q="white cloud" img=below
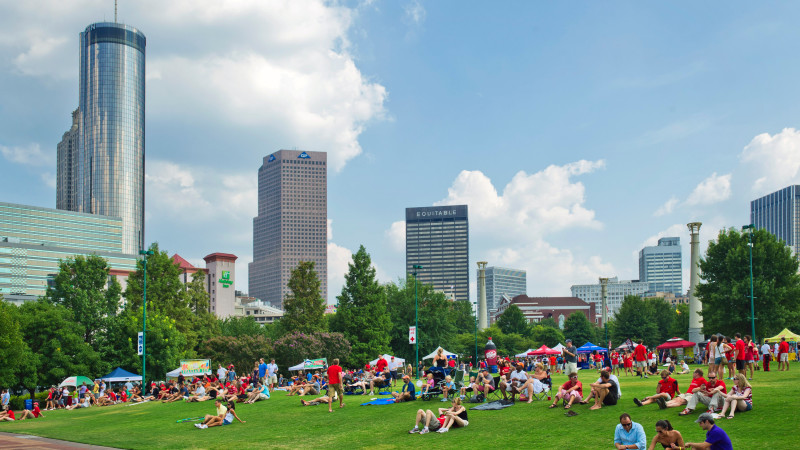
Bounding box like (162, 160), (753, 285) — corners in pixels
(327, 242), (353, 304)
(685, 172), (731, 206)
(653, 196), (678, 217)
(0, 143), (53, 166)
(385, 220), (405, 251)
(404, 0), (426, 25)
(39, 172), (56, 189)
(739, 127), (800, 196)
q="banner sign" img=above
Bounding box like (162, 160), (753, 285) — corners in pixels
(409, 326), (416, 344)
(180, 359), (211, 376)
(304, 358), (327, 369)
(137, 332), (143, 356)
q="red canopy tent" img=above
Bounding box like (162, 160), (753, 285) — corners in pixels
(656, 337), (696, 350)
(527, 345), (561, 356)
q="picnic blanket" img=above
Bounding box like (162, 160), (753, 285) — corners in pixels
(360, 398), (396, 406)
(469, 400), (514, 411)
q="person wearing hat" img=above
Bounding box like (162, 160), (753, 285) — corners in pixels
(391, 375), (416, 403)
(16, 401), (44, 420)
(684, 412), (732, 449)
(505, 363), (528, 402)
(563, 339), (578, 376)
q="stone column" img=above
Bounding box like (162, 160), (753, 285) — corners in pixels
(687, 222), (703, 344)
(599, 277), (609, 327)
(477, 261), (488, 330)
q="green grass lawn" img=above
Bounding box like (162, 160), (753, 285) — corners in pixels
(2, 366), (798, 449)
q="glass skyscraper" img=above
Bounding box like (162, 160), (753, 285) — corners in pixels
(249, 150), (328, 309)
(406, 205), (469, 302)
(484, 266), (527, 314)
(751, 185), (800, 259)
(64, 22), (146, 254)
(639, 237), (683, 295)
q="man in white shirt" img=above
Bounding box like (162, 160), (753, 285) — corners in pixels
(217, 364), (227, 381)
(506, 363), (528, 402)
(388, 357), (400, 387)
(266, 359), (279, 392)
(761, 342), (772, 372)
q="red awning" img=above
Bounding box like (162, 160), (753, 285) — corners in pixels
(527, 345), (561, 356)
(656, 338), (696, 350)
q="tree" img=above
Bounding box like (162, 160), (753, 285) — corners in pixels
(644, 298), (676, 344)
(200, 335), (273, 373)
(562, 312), (596, 345)
(449, 298), (476, 332)
(185, 271), (220, 354)
(697, 227), (800, 339)
(281, 261), (326, 334)
(612, 295), (659, 347)
(531, 325), (565, 348)
(668, 303), (690, 338)
(0, 299), (30, 389)
(496, 304), (529, 336)
(331, 246), (390, 365)
(271, 331), (351, 371)
(220, 316), (265, 337)
(538, 317), (559, 329)
(43, 254), (122, 348)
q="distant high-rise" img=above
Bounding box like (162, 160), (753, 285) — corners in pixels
(484, 266), (526, 314)
(70, 22), (146, 254)
(751, 185), (800, 259)
(56, 108), (80, 211)
(639, 237), (682, 295)
(249, 150), (328, 308)
(571, 277), (649, 317)
(405, 205), (469, 302)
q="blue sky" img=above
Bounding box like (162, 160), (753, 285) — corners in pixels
(1, 1), (799, 303)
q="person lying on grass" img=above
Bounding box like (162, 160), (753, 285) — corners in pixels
(408, 397), (468, 434)
(550, 372), (582, 409)
(196, 400), (245, 429)
(633, 370), (678, 409)
(300, 395), (332, 406)
(646, 419), (683, 450)
(16, 402), (44, 420)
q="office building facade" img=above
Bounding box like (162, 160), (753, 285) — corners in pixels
(406, 205), (469, 302)
(0, 202), (138, 303)
(751, 185), (800, 259)
(639, 237), (682, 295)
(570, 277), (649, 317)
(67, 22), (146, 254)
(56, 108), (80, 211)
(484, 266), (526, 314)
(249, 150), (328, 308)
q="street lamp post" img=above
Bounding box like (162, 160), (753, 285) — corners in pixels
(742, 225), (756, 341)
(412, 264), (423, 380)
(138, 249), (154, 389)
(473, 302), (478, 366)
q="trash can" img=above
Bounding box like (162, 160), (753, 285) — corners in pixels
(24, 399), (32, 410)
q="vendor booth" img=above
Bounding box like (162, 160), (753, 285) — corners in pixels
(764, 328), (799, 361)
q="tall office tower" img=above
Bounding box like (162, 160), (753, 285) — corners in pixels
(570, 277), (650, 317)
(76, 22), (146, 254)
(484, 266), (527, 315)
(638, 237), (683, 295)
(406, 205), (469, 302)
(56, 108), (80, 211)
(249, 150), (328, 309)
(751, 185), (800, 259)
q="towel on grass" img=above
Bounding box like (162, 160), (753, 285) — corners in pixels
(469, 400), (514, 411)
(360, 398), (396, 406)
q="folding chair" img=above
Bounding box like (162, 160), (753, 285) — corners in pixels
(485, 376), (504, 402)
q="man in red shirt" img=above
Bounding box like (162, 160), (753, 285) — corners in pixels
(680, 371), (727, 415)
(375, 355), (388, 374)
(633, 370), (678, 409)
(633, 340), (648, 378)
(664, 368), (707, 409)
(734, 333), (746, 376)
(17, 402), (44, 420)
(326, 358), (344, 412)
(778, 337), (791, 372)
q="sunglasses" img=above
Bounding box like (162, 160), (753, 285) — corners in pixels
(621, 422), (632, 428)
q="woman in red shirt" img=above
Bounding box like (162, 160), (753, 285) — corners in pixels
(549, 373), (582, 409)
(723, 336), (736, 380)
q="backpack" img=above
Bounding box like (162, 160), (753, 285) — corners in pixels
(469, 393), (485, 403)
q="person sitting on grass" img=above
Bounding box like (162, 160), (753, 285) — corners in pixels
(163, 383), (188, 403)
(716, 374), (752, 420)
(549, 372), (582, 409)
(679, 371), (727, 416)
(390, 375), (416, 403)
(0, 409), (15, 421)
(677, 360), (691, 375)
(436, 398), (468, 433)
(408, 406), (447, 434)
(186, 384), (211, 402)
(614, 413), (647, 450)
(16, 402), (44, 420)
(587, 370), (619, 410)
(646, 419), (683, 450)
(66, 395), (91, 410)
(441, 375), (456, 402)
(420, 372), (436, 396)
(634, 370), (678, 409)
(663, 368), (706, 410)
(129, 386), (145, 403)
(684, 412), (732, 449)
(243, 382), (270, 404)
(196, 400), (245, 429)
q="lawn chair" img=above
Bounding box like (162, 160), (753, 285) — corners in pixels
(486, 376), (504, 402)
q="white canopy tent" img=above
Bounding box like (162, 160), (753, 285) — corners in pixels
(288, 362), (305, 371)
(515, 349), (535, 358)
(422, 347), (458, 360)
(551, 343), (565, 352)
(369, 355), (406, 366)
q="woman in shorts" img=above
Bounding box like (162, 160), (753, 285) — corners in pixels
(718, 374), (752, 419)
(437, 398), (468, 433)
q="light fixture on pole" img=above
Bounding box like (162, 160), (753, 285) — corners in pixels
(473, 302), (478, 366)
(742, 225), (756, 341)
(138, 249), (154, 389)
(411, 264), (423, 379)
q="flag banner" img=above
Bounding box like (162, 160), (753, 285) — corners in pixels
(180, 359), (211, 376)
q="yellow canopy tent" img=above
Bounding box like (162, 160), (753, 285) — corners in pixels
(763, 328), (800, 343)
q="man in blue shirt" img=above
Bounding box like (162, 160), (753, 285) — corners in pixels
(685, 413), (733, 450)
(391, 375), (416, 402)
(614, 413), (647, 449)
(258, 358), (268, 384)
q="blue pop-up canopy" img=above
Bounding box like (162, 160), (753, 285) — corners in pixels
(577, 342), (608, 353)
(100, 367), (142, 382)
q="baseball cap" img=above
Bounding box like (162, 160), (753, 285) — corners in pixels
(566, 339), (572, 343)
(695, 412), (715, 423)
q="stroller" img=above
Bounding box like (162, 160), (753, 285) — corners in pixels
(420, 369), (446, 401)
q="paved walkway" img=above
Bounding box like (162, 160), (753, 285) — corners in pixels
(0, 432), (119, 449)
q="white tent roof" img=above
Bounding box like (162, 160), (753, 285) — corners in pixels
(369, 355), (406, 366)
(288, 362), (305, 371)
(515, 349), (535, 358)
(422, 347), (457, 360)
(551, 343), (565, 352)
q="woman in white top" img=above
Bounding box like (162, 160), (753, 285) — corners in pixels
(718, 374), (752, 419)
(707, 335), (719, 380)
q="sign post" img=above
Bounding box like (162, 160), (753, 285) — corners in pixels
(409, 326), (416, 345)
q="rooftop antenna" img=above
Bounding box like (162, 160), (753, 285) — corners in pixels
(115, 0), (118, 23)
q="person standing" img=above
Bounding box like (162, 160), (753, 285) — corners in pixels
(1, 389), (9, 411)
(563, 339), (578, 375)
(326, 358), (344, 412)
(778, 337), (790, 371)
(217, 364), (227, 381)
(684, 413), (732, 450)
(743, 335), (756, 380)
(258, 358), (267, 384)
(633, 341), (648, 378)
(267, 359), (278, 392)
(760, 340), (771, 372)
(613, 413), (647, 450)
(734, 333), (746, 376)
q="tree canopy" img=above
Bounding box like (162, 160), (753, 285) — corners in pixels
(496, 304), (529, 336)
(281, 261), (326, 334)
